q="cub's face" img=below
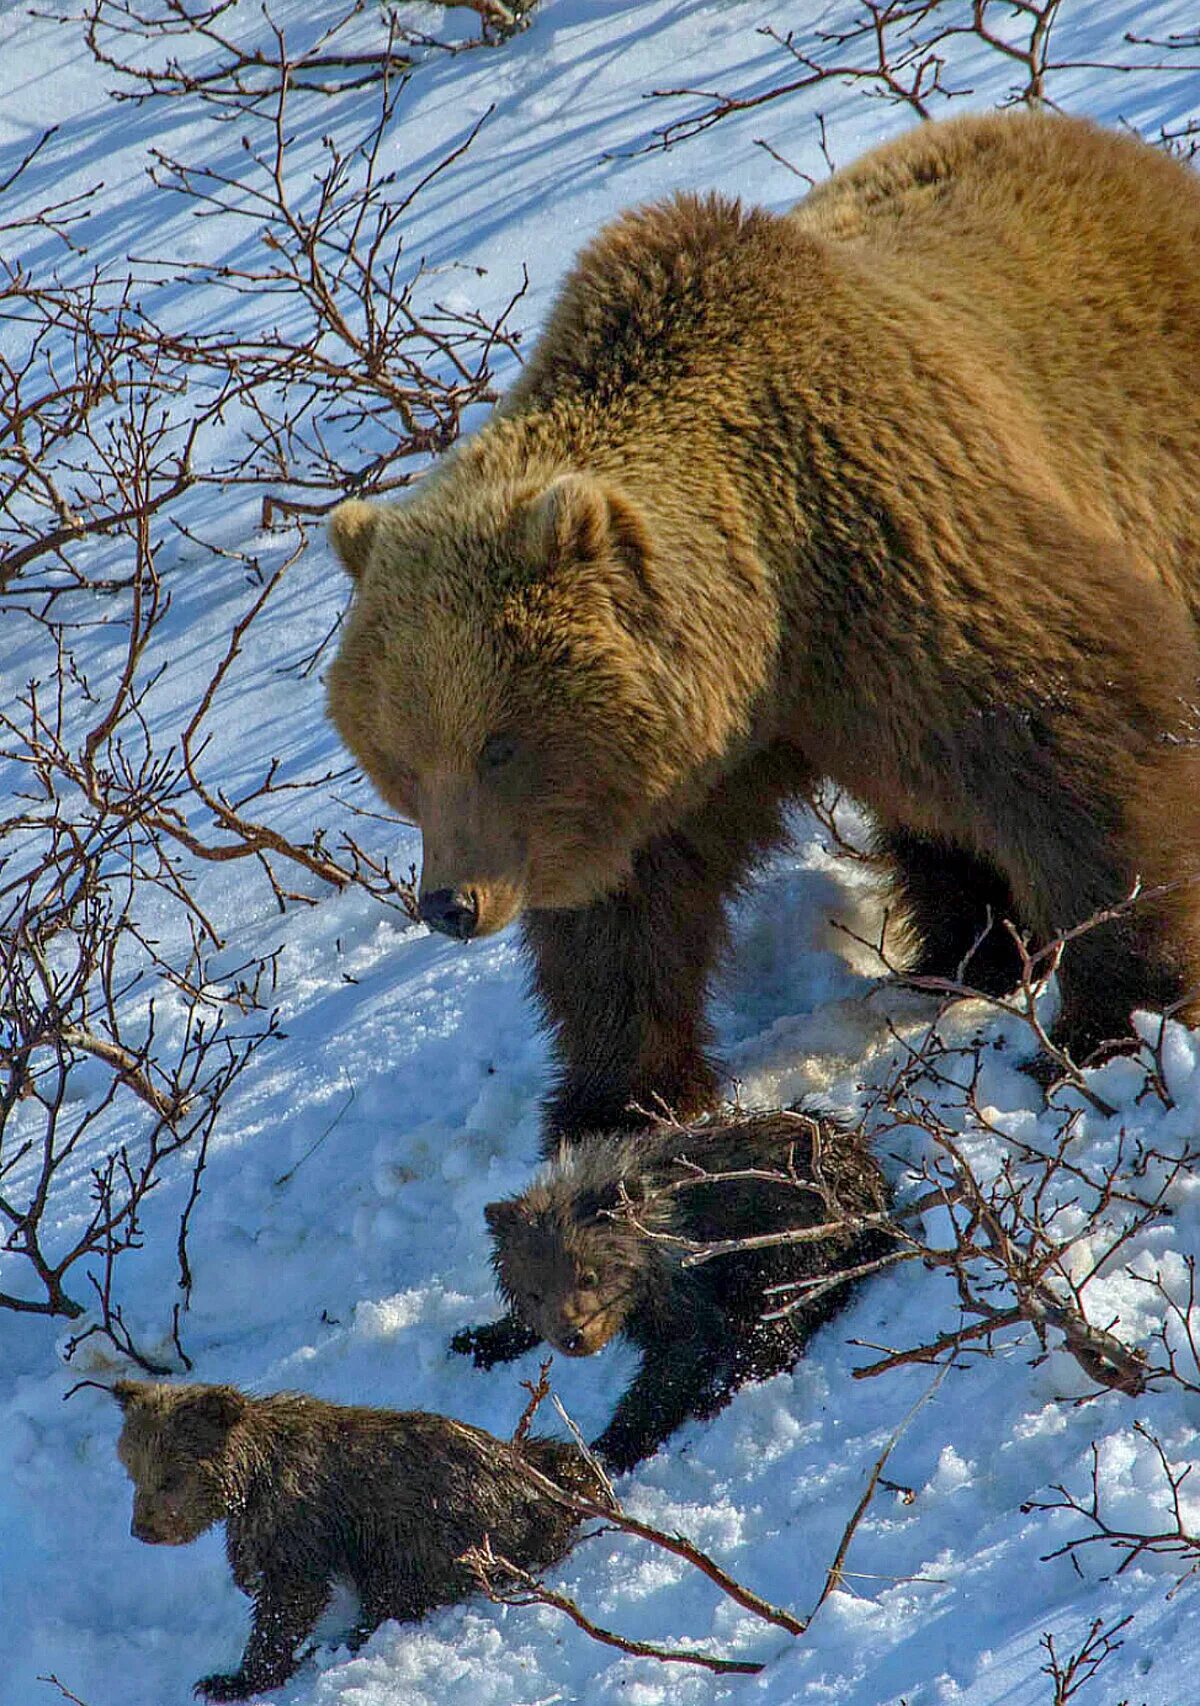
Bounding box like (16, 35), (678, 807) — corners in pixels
(326, 471), (691, 938)
(113, 1382), (242, 1546)
(485, 1196), (641, 1356)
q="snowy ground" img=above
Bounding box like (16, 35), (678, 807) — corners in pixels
(2, 3), (1200, 1703)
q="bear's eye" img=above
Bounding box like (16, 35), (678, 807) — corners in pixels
(480, 733), (519, 772)
(578, 1269), (599, 1290)
(524, 1290), (543, 1308)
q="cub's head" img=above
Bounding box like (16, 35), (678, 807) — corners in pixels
(113, 1381), (246, 1545)
(484, 1175), (648, 1356)
(326, 463), (734, 939)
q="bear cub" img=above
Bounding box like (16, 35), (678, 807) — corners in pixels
(460, 1109), (891, 1471)
(113, 1379), (602, 1699)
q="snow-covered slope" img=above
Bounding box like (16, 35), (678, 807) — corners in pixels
(2, 4), (1199, 1703)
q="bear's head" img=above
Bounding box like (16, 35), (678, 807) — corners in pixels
(484, 1176), (647, 1356)
(326, 464), (759, 937)
(113, 1380), (246, 1545)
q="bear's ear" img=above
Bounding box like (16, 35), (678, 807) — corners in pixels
(111, 1379), (150, 1412)
(328, 498), (382, 583)
(524, 474), (658, 608)
(484, 1198), (527, 1239)
(179, 1385), (247, 1457)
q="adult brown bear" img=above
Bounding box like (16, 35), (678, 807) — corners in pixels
(327, 112), (1200, 1142)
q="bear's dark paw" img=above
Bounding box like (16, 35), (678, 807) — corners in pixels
(194, 1673), (255, 1702)
(449, 1313), (542, 1368)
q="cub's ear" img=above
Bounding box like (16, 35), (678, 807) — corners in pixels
(523, 473), (658, 607)
(328, 498), (382, 583)
(484, 1199), (527, 1239)
(179, 1385), (247, 1457)
(111, 1379), (151, 1412)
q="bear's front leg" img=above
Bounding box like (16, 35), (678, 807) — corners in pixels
(592, 1333), (737, 1474)
(195, 1575), (329, 1700)
(449, 1312), (542, 1367)
(525, 748), (802, 1147)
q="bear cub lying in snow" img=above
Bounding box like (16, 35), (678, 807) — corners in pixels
(456, 1109), (892, 1471)
(113, 1379), (602, 1699)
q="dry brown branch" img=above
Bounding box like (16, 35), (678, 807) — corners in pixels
(2, 55), (523, 600)
(1027, 1422), (1200, 1588)
(65, 0), (416, 108)
(632, 1), (1200, 155)
(809, 783), (874, 861)
(855, 1020), (1191, 1396)
(37, 1677), (93, 1706)
(622, 998), (1191, 1403)
(1, 528), (418, 918)
(1040, 1613), (1133, 1704)
(464, 1539), (764, 1674)
(126, 78), (524, 521)
(511, 1357), (553, 1446)
(1131, 1256), (1200, 1395)
(0, 860), (276, 1345)
(469, 1372), (942, 1672)
(54, 0), (538, 113)
(835, 879), (1200, 1117)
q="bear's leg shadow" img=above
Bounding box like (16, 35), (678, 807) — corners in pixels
(524, 746), (805, 1145)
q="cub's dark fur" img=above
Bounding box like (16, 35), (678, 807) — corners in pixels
(113, 1379), (601, 1700)
(461, 1109), (891, 1471)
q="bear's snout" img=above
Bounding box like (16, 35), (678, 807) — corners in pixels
(418, 887), (479, 940)
(131, 1513), (171, 1544)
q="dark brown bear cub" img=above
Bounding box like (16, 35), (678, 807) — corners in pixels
(460, 1109), (891, 1471)
(113, 1380), (602, 1700)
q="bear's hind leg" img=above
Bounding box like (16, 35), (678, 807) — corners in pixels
(877, 828), (1027, 994)
(1050, 748), (1200, 1059)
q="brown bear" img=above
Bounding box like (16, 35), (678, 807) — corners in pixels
(112, 1380), (602, 1699)
(327, 111), (1200, 1141)
(454, 1108), (892, 1471)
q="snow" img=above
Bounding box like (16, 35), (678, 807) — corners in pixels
(1, 2), (1199, 1704)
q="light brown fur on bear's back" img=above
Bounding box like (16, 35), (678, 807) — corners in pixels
(328, 112), (1200, 1135)
(789, 113), (1200, 613)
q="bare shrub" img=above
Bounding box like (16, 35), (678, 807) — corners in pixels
(1029, 1422), (1200, 1590)
(465, 1371), (944, 1674)
(634, 1), (1200, 157)
(48, 0), (537, 114)
(133, 77), (526, 526)
(0, 852), (275, 1360)
(1, 0), (528, 1367)
(1040, 1613), (1134, 1704)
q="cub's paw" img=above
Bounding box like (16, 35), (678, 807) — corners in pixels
(194, 1672), (254, 1701)
(449, 1313), (541, 1368)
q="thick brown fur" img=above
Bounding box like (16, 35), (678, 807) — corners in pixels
(112, 1380), (601, 1699)
(328, 113), (1200, 1138)
(454, 1109), (891, 1471)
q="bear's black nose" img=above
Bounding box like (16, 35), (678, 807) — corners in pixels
(419, 887), (479, 940)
